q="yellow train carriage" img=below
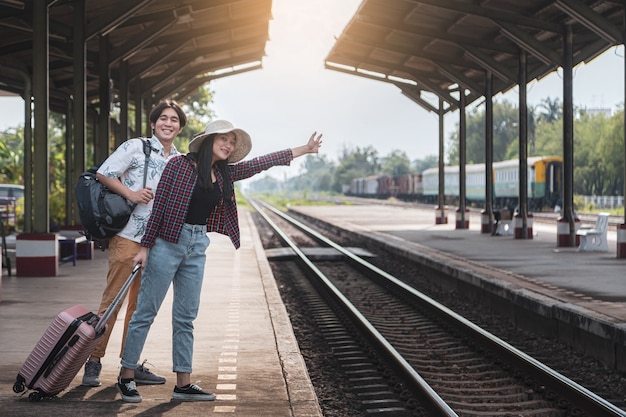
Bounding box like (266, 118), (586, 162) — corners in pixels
(493, 156), (563, 210)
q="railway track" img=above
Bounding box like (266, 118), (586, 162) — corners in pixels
(249, 197), (626, 417)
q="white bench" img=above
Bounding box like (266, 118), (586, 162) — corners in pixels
(495, 209), (513, 236)
(496, 220), (513, 236)
(576, 212), (610, 252)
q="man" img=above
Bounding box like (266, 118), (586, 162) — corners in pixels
(82, 99), (187, 387)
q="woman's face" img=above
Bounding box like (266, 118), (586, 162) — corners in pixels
(212, 132), (237, 162)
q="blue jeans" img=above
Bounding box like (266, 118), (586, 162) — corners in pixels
(121, 224), (210, 373)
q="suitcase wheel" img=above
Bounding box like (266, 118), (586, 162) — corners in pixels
(13, 375), (25, 393)
(12, 381), (25, 393)
(28, 391), (44, 402)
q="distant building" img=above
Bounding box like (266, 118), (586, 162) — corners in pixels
(582, 107), (612, 117)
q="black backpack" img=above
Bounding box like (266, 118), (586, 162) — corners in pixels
(75, 139), (152, 243)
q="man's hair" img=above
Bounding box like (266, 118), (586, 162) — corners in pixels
(149, 99), (187, 128)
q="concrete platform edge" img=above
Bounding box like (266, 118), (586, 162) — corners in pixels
(245, 210), (323, 417)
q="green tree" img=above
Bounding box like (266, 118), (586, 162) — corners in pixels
(247, 175), (282, 193)
(0, 128), (24, 183)
(536, 97), (562, 124)
(605, 110), (625, 196)
(533, 118), (563, 157)
(573, 110), (624, 195)
(412, 155), (438, 172)
(532, 96), (564, 158)
(284, 154), (336, 192)
(447, 100), (519, 164)
(380, 150), (412, 176)
(0, 112), (67, 227)
(48, 112), (68, 226)
(176, 85), (216, 151)
(333, 145), (379, 192)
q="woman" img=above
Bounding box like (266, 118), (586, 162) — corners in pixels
(117, 119), (323, 403)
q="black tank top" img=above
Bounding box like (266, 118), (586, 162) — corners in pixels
(185, 182), (220, 225)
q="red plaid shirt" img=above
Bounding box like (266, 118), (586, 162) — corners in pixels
(142, 149), (293, 249)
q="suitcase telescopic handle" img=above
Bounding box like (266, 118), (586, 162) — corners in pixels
(94, 263), (142, 334)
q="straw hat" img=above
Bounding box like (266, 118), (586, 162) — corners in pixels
(188, 119), (252, 163)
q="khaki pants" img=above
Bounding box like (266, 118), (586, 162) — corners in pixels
(91, 235), (142, 359)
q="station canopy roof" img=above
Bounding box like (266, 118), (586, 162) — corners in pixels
(325, 0), (625, 113)
(0, 0), (272, 112)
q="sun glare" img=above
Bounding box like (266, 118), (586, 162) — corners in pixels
(266, 0), (361, 68)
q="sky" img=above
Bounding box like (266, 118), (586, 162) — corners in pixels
(1, 0), (625, 180)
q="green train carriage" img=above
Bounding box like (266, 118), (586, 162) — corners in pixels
(421, 156), (563, 210)
(493, 156), (563, 210)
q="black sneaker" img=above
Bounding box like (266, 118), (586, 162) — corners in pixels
(116, 378), (142, 403)
(172, 384), (216, 401)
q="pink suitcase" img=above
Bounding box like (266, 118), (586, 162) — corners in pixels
(13, 263), (141, 401)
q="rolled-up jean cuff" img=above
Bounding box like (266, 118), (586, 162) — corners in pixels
(120, 359), (139, 370)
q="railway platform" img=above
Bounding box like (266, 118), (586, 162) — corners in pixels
(0, 209), (322, 417)
(288, 204), (626, 370)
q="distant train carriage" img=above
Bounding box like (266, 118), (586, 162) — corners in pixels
(347, 156), (563, 211)
(395, 172), (423, 201)
(349, 176), (376, 197)
(348, 174), (395, 199)
(465, 163), (486, 201)
(422, 163), (486, 204)
(377, 174), (397, 199)
(421, 166), (440, 201)
(422, 165), (457, 203)
(533, 156), (562, 207)
(493, 156), (563, 209)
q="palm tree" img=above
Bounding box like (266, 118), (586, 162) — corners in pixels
(536, 97), (562, 124)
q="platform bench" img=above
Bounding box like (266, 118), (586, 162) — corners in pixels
(59, 234), (89, 266)
(496, 209), (513, 236)
(576, 212), (610, 252)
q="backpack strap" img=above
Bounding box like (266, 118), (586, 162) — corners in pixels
(142, 139), (152, 188)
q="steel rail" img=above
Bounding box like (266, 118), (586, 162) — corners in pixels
(249, 197), (458, 417)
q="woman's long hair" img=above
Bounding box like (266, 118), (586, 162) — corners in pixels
(189, 134), (233, 200)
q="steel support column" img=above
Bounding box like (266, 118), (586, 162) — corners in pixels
(134, 83), (143, 136)
(143, 93), (152, 136)
(119, 59), (129, 145)
(563, 25), (576, 246)
(32, 0), (49, 233)
(71, 0), (86, 224)
(518, 49), (529, 239)
(458, 91), (467, 229)
(437, 98), (446, 224)
(617, 12), (626, 258)
(96, 34), (111, 164)
(64, 95), (73, 225)
(485, 72), (494, 233)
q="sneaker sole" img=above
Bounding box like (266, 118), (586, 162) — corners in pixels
(172, 393), (216, 401)
(81, 380), (102, 387)
(116, 386), (142, 403)
(135, 378), (166, 385)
